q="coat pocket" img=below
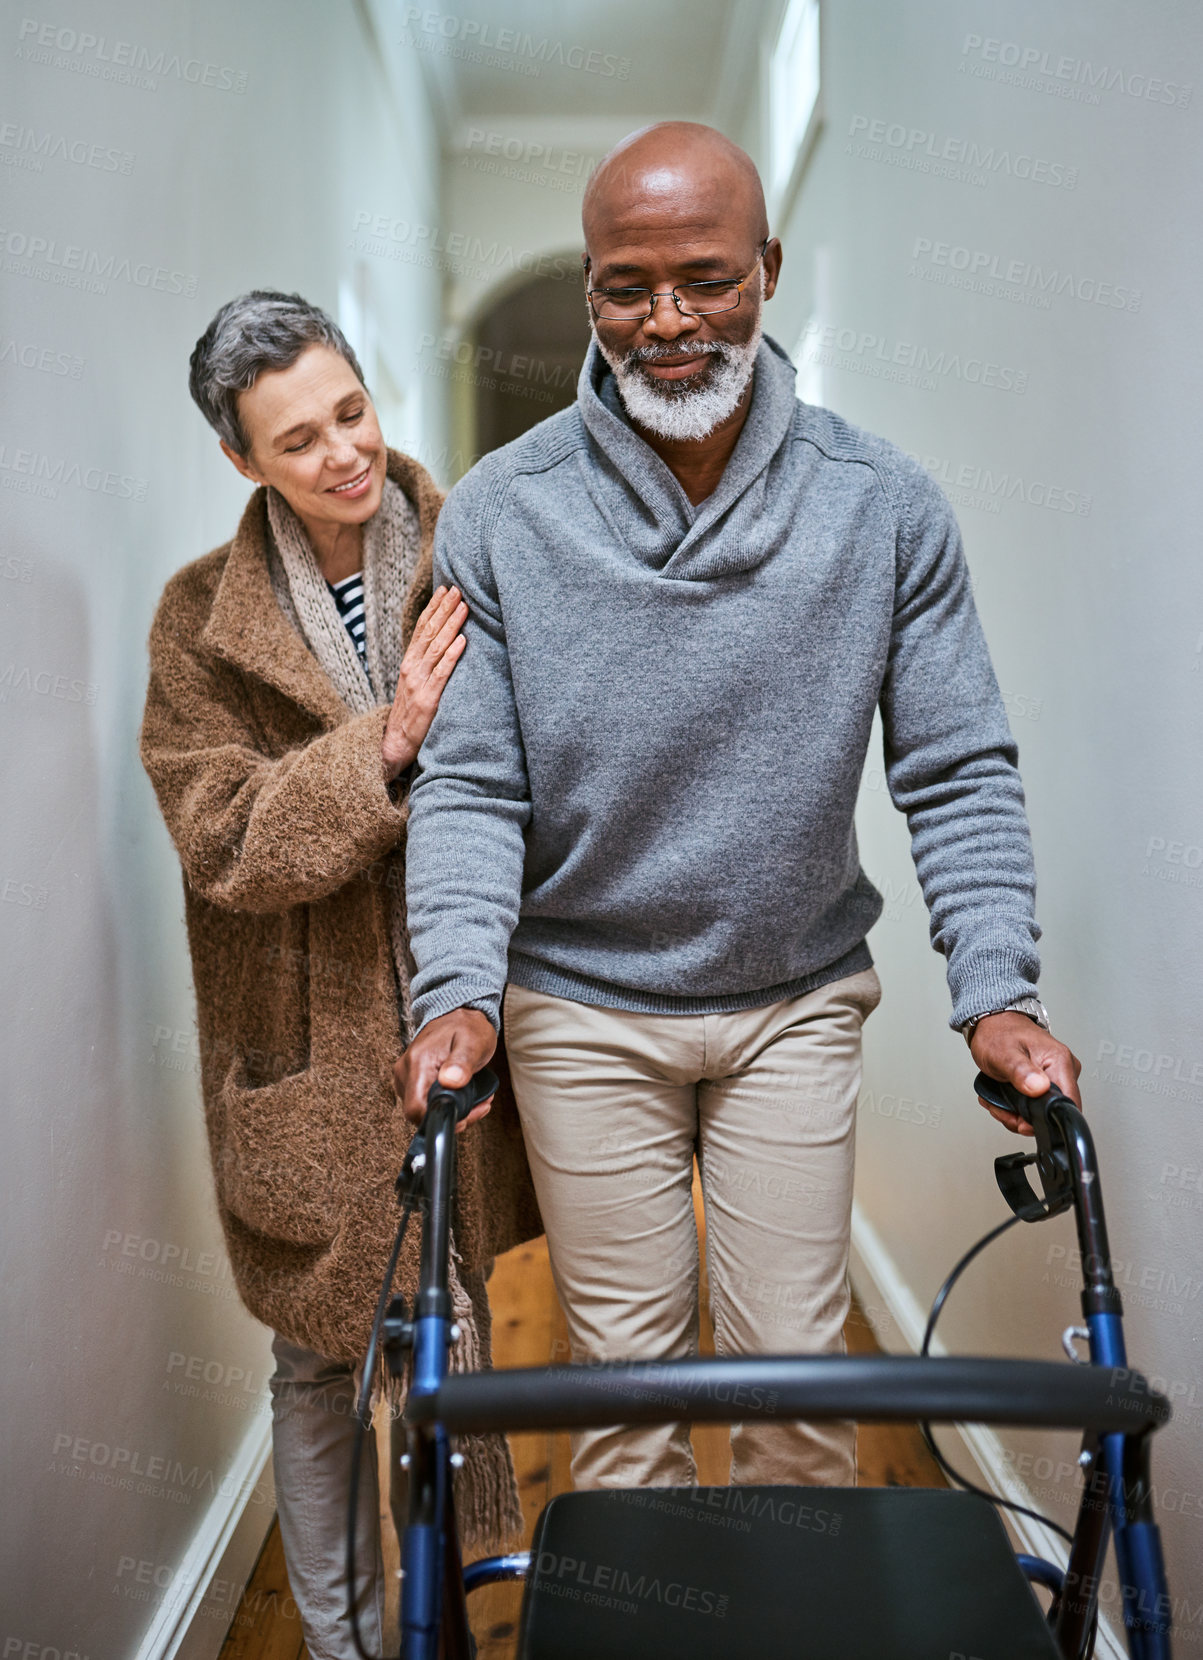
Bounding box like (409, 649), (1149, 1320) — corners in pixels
(217, 1058), (338, 1246)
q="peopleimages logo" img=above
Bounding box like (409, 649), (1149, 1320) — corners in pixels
(47, 1431), (272, 1507)
(1140, 834), (1203, 891)
(532, 1550), (728, 1618)
(796, 319), (1028, 395)
(959, 34), (1191, 109)
(909, 451), (1092, 518)
(909, 238), (1141, 312)
(1093, 1036), (1203, 1104)
(0, 122), (134, 174)
(349, 210), (573, 284)
(0, 663), (98, 705)
(0, 336), (84, 377)
(0, 443), (148, 501)
(14, 17), (249, 93)
(847, 115), (1077, 189)
(0, 228), (196, 297)
(461, 127), (599, 191)
(400, 8), (630, 80)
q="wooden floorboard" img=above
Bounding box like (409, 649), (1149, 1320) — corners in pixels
(216, 1517), (306, 1660)
(219, 1170), (944, 1660)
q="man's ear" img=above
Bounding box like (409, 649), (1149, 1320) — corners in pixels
(219, 439), (265, 487)
(762, 236), (783, 304)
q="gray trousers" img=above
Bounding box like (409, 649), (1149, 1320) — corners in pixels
(268, 1333), (405, 1660)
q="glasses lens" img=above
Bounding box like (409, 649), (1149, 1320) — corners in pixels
(676, 281), (741, 316)
(595, 291), (652, 320)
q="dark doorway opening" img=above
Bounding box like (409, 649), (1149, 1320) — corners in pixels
(470, 268), (591, 456)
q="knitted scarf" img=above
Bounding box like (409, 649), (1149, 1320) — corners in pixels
(265, 479), (523, 1549)
(266, 478), (420, 1037)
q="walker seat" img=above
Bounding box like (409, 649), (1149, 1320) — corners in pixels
(517, 1485), (1063, 1659)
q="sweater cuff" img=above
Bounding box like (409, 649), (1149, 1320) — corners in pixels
(413, 981), (503, 1035)
(946, 943), (1041, 1032)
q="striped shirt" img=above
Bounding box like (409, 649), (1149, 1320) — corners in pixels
(327, 571), (367, 665)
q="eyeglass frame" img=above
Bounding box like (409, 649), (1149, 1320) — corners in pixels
(584, 237), (772, 323)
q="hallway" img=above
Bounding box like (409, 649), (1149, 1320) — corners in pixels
(2, 2), (1200, 1656)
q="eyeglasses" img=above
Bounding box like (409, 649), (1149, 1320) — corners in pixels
(586, 239), (770, 323)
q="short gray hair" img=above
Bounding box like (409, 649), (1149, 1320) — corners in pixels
(188, 290), (367, 457)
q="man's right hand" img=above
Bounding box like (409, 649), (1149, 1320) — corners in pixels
(392, 1007), (498, 1130)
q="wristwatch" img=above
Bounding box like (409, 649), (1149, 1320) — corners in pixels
(961, 995), (1050, 1045)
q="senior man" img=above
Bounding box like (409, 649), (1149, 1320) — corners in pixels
(395, 122), (1081, 1491)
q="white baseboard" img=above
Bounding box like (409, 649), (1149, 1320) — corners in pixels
(134, 1410), (277, 1660)
(849, 1201), (1126, 1660)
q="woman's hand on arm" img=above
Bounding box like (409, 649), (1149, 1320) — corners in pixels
(381, 585), (468, 781)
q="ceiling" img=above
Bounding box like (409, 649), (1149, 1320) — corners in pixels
(381, 0), (772, 127)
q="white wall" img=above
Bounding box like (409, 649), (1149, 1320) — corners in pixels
(0, 2), (444, 1652)
(755, 0), (1203, 1640)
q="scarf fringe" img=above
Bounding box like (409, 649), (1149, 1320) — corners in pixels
(350, 1249), (524, 1552)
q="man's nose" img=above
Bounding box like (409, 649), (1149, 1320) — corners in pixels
(642, 293), (701, 343)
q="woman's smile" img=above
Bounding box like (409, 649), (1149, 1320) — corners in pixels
(326, 463), (373, 497)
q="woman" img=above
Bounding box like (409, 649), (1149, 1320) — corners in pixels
(140, 290), (541, 1660)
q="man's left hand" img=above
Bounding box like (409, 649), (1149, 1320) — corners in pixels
(969, 1013), (1082, 1136)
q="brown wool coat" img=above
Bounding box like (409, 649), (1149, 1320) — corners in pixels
(139, 449), (542, 1366)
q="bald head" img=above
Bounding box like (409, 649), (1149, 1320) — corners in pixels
(580, 122), (781, 455)
(582, 122), (768, 256)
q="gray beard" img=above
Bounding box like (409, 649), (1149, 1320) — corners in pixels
(594, 320), (762, 443)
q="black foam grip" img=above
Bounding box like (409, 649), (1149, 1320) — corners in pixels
(426, 1064), (499, 1122)
(974, 1071), (1073, 1123)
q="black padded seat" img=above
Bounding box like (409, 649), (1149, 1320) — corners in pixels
(516, 1486), (1062, 1659)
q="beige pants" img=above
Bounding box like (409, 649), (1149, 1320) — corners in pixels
(502, 966), (881, 1492)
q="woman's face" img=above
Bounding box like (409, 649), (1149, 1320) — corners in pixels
(221, 343), (387, 533)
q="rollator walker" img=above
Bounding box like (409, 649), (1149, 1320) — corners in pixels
(349, 1068), (1174, 1659)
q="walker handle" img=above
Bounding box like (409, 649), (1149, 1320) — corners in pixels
(426, 1065), (498, 1124)
(973, 1071), (1075, 1124)
(977, 1072), (1077, 1223)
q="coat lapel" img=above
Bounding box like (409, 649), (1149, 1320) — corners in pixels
(202, 450), (444, 730)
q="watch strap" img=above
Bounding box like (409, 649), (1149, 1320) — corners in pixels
(962, 996), (1050, 1044)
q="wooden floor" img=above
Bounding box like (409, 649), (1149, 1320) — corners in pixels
(218, 1178), (944, 1660)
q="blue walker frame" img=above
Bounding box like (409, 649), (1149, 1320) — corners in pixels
(368, 1074), (1173, 1660)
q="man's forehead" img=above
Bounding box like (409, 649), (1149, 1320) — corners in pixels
(590, 167), (731, 228)
(587, 212), (752, 267)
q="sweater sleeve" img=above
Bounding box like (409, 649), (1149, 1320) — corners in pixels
(405, 476), (531, 1032)
(140, 587), (406, 914)
(878, 458), (1041, 1028)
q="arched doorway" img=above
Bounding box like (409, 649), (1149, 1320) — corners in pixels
(468, 268), (591, 457)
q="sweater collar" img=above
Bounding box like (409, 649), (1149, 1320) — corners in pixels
(202, 448), (442, 726)
(576, 332), (800, 578)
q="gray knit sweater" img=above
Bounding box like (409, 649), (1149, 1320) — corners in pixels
(406, 335), (1040, 1032)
